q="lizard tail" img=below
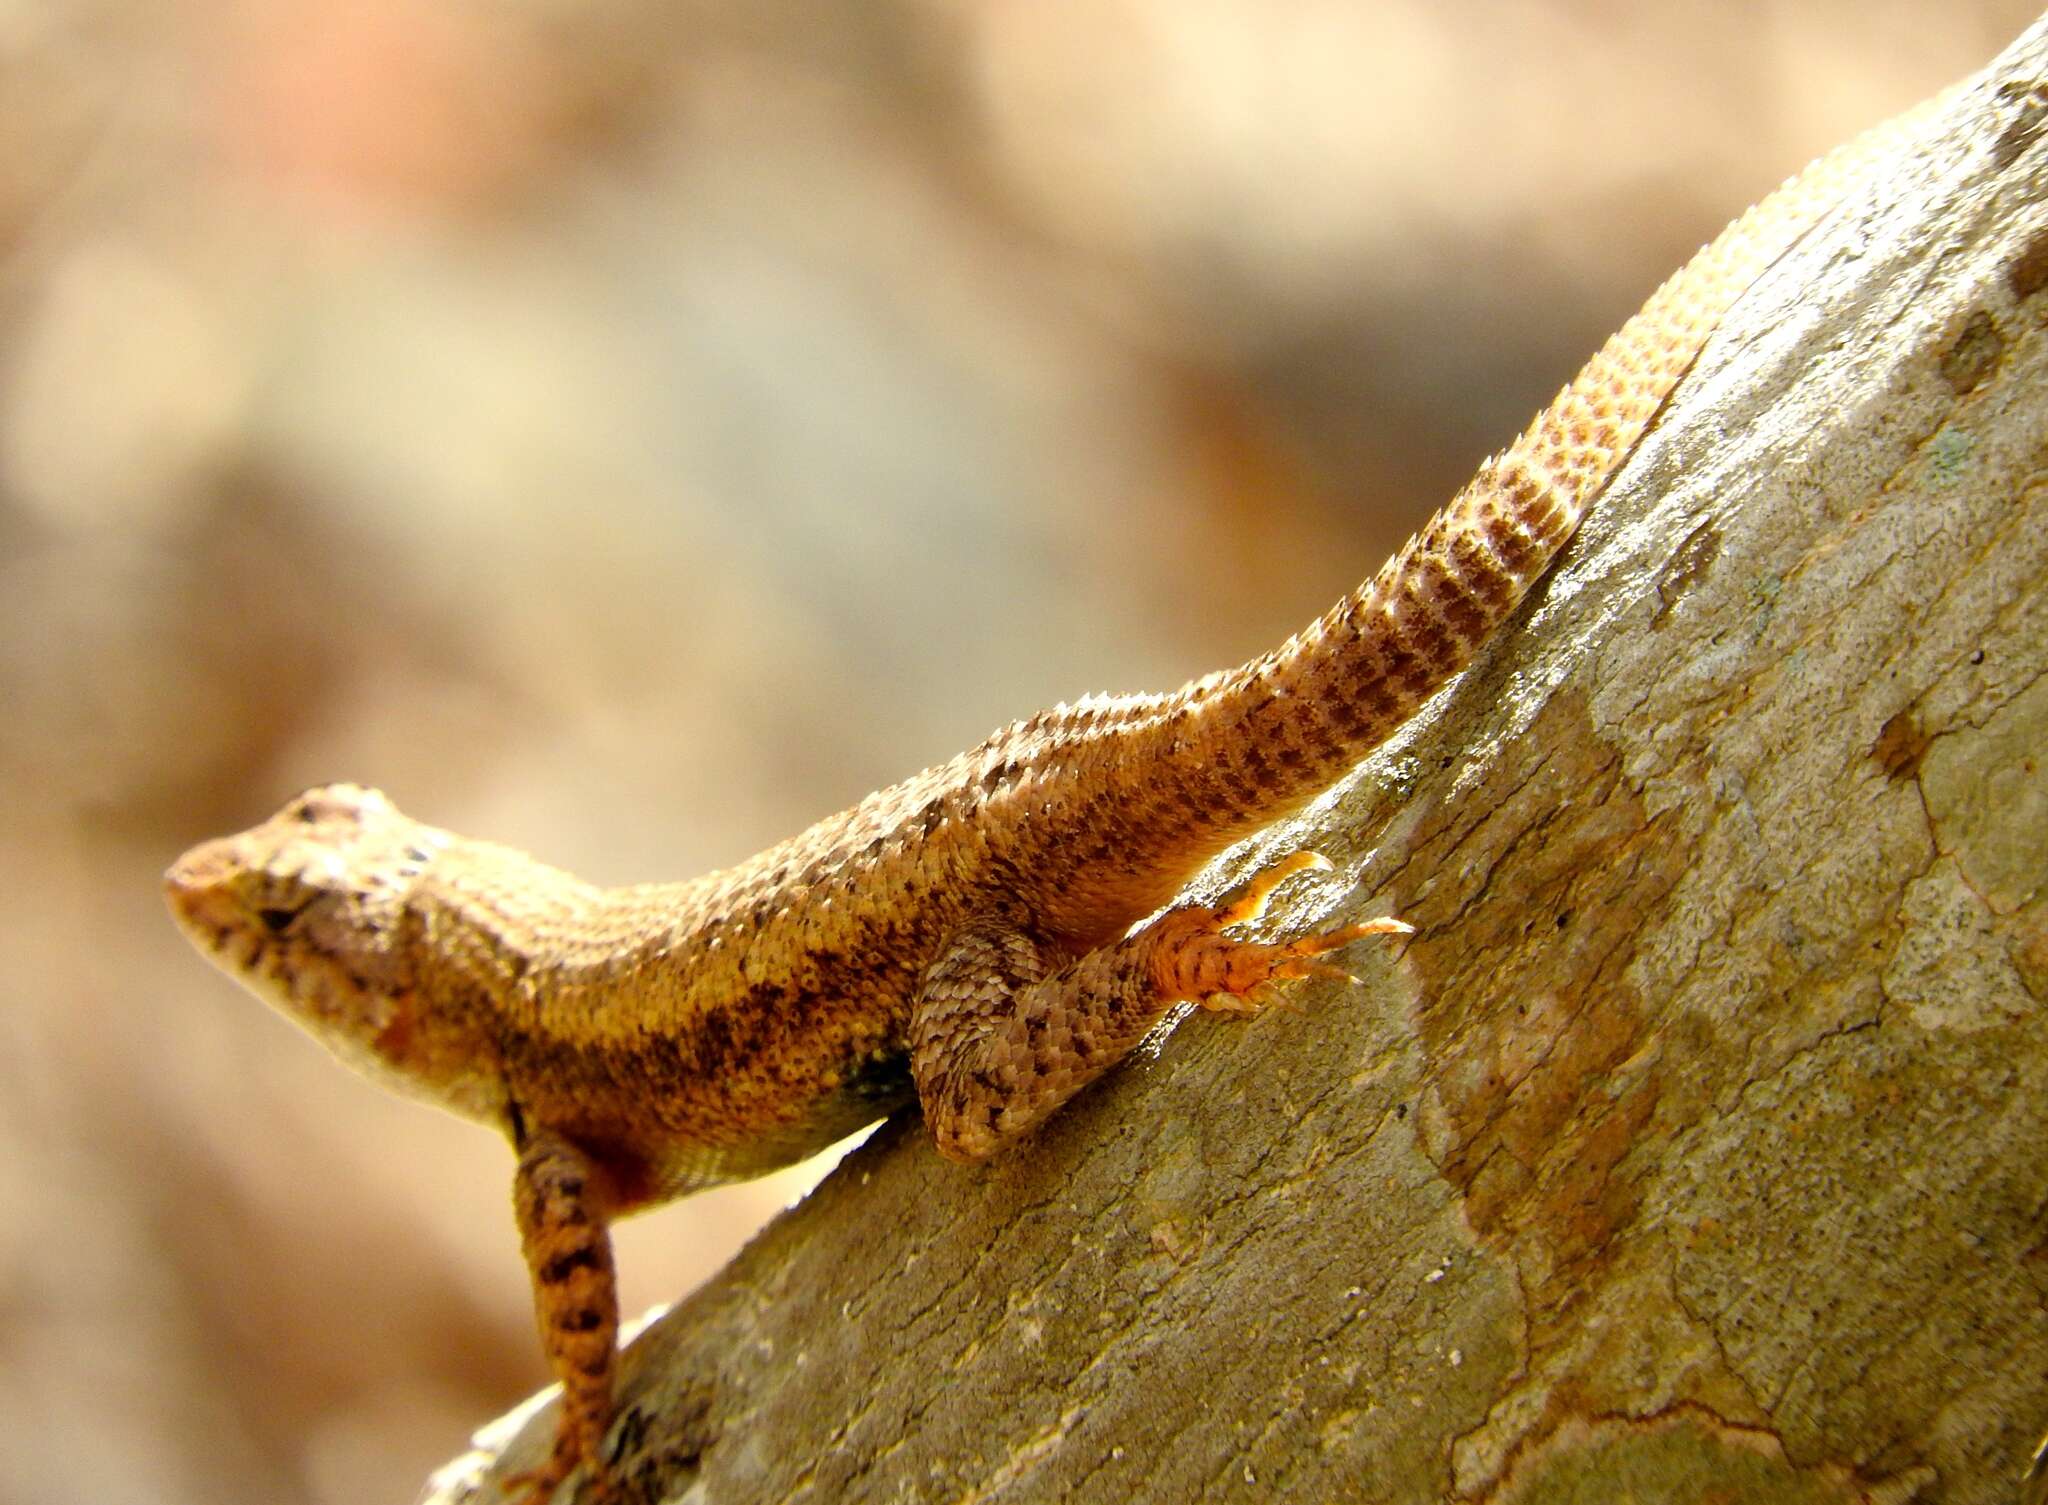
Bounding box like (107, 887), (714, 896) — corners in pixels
(1122, 101), (1929, 844)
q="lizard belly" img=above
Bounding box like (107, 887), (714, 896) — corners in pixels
(640, 1058), (917, 1201)
(498, 1006), (917, 1208)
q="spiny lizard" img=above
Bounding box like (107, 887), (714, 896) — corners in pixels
(165, 111), (1916, 1505)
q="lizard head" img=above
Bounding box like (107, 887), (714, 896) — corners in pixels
(165, 783), (446, 1087)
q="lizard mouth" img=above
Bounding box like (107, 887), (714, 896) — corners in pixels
(163, 844), (381, 1054)
(162, 838), (314, 993)
(163, 840), (244, 953)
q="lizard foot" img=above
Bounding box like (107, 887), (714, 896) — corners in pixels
(503, 1457), (617, 1505)
(1149, 850), (1411, 1016)
(502, 1461), (569, 1505)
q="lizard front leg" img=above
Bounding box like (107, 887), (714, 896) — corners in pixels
(507, 1124), (622, 1505)
(910, 852), (1409, 1162)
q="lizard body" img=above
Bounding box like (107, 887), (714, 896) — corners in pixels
(166, 112), (1915, 1503)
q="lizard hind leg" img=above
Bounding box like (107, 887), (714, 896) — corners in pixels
(908, 853), (1409, 1164)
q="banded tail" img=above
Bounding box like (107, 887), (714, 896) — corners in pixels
(1114, 103), (1928, 843)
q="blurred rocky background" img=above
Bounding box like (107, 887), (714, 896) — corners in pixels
(0, 3), (2030, 1502)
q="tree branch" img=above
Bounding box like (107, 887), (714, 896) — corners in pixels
(434, 19), (2048, 1504)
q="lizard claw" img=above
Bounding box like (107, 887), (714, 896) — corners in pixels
(502, 1466), (569, 1505)
(1154, 850), (1410, 1014)
(502, 1468), (621, 1505)
(1212, 850), (1335, 926)
(503, 1452), (621, 1505)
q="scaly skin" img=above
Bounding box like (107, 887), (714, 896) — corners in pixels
(165, 109), (1919, 1504)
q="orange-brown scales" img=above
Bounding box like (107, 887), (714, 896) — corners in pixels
(165, 103), (1922, 1505)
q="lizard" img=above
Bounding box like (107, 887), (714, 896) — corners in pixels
(164, 107), (1919, 1505)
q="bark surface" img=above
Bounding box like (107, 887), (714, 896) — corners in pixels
(434, 22), (2048, 1504)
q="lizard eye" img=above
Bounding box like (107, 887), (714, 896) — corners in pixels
(258, 905), (303, 934)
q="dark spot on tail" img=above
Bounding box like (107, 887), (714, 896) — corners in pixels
(542, 1246), (603, 1284)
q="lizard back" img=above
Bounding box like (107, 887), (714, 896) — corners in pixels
(165, 106), (1923, 1203)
